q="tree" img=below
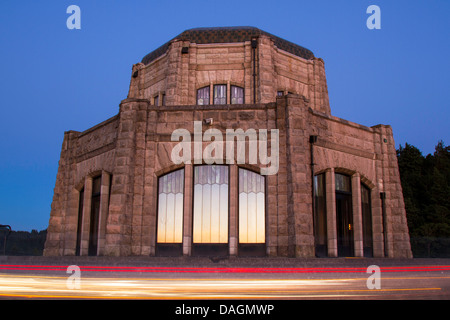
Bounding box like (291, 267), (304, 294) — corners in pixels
(397, 141), (450, 257)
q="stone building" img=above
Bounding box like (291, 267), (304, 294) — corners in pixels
(44, 27), (412, 258)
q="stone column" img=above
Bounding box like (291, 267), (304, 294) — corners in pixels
(326, 168), (337, 257)
(97, 171), (110, 256)
(229, 164), (238, 256)
(44, 131), (79, 256)
(80, 176), (93, 256)
(351, 173), (363, 257)
(183, 164), (193, 256)
(371, 187), (385, 257)
(275, 96), (289, 256)
(105, 99), (149, 256)
(266, 173), (278, 256)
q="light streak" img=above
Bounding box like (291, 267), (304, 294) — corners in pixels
(0, 274), (445, 300)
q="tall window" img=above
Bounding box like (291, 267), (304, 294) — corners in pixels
(193, 165), (229, 243)
(197, 86), (210, 105)
(75, 188), (84, 256)
(361, 184), (373, 257)
(88, 176), (101, 256)
(213, 84), (227, 105)
(157, 169), (184, 243)
(239, 168), (265, 243)
(314, 173), (327, 257)
(335, 173), (353, 257)
(231, 86), (244, 104)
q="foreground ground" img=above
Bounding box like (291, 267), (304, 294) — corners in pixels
(0, 256), (449, 300)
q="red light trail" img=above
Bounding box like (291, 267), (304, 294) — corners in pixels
(1, 264), (449, 274)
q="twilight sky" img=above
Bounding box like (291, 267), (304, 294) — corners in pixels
(0, 0), (448, 231)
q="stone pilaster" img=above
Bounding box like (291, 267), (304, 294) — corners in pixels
(326, 168), (337, 257)
(97, 171), (110, 256)
(183, 164), (193, 256)
(104, 98), (149, 256)
(229, 165), (238, 256)
(44, 131), (79, 256)
(352, 173), (364, 257)
(284, 95), (315, 257)
(80, 176), (93, 256)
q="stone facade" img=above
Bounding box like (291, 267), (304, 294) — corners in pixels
(44, 27), (412, 258)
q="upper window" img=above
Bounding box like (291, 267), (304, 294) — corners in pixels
(231, 86), (244, 104)
(335, 173), (351, 193)
(213, 84), (227, 105)
(197, 86), (210, 105)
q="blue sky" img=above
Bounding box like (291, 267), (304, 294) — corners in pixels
(0, 0), (448, 231)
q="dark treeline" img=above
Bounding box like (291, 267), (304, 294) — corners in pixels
(0, 229), (47, 256)
(397, 141), (450, 257)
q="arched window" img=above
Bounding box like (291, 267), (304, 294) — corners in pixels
(197, 86), (210, 105)
(231, 86), (244, 104)
(157, 169), (184, 244)
(238, 168), (265, 256)
(238, 168), (265, 243)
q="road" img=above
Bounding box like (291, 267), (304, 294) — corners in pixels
(0, 257), (449, 300)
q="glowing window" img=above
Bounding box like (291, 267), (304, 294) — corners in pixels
(157, 169), (184, 243)
(239, 168), (265, 243)
(193, 165), (229, 243)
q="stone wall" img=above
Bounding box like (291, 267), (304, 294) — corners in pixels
(44, 94), (412, 258)
(128, 34), (330, 114)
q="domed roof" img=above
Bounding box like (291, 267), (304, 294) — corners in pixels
(141, 26), (315, 65)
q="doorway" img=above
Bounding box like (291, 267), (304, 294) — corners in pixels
(336, 193), (353, 257)
(335, 173), (353, 257)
